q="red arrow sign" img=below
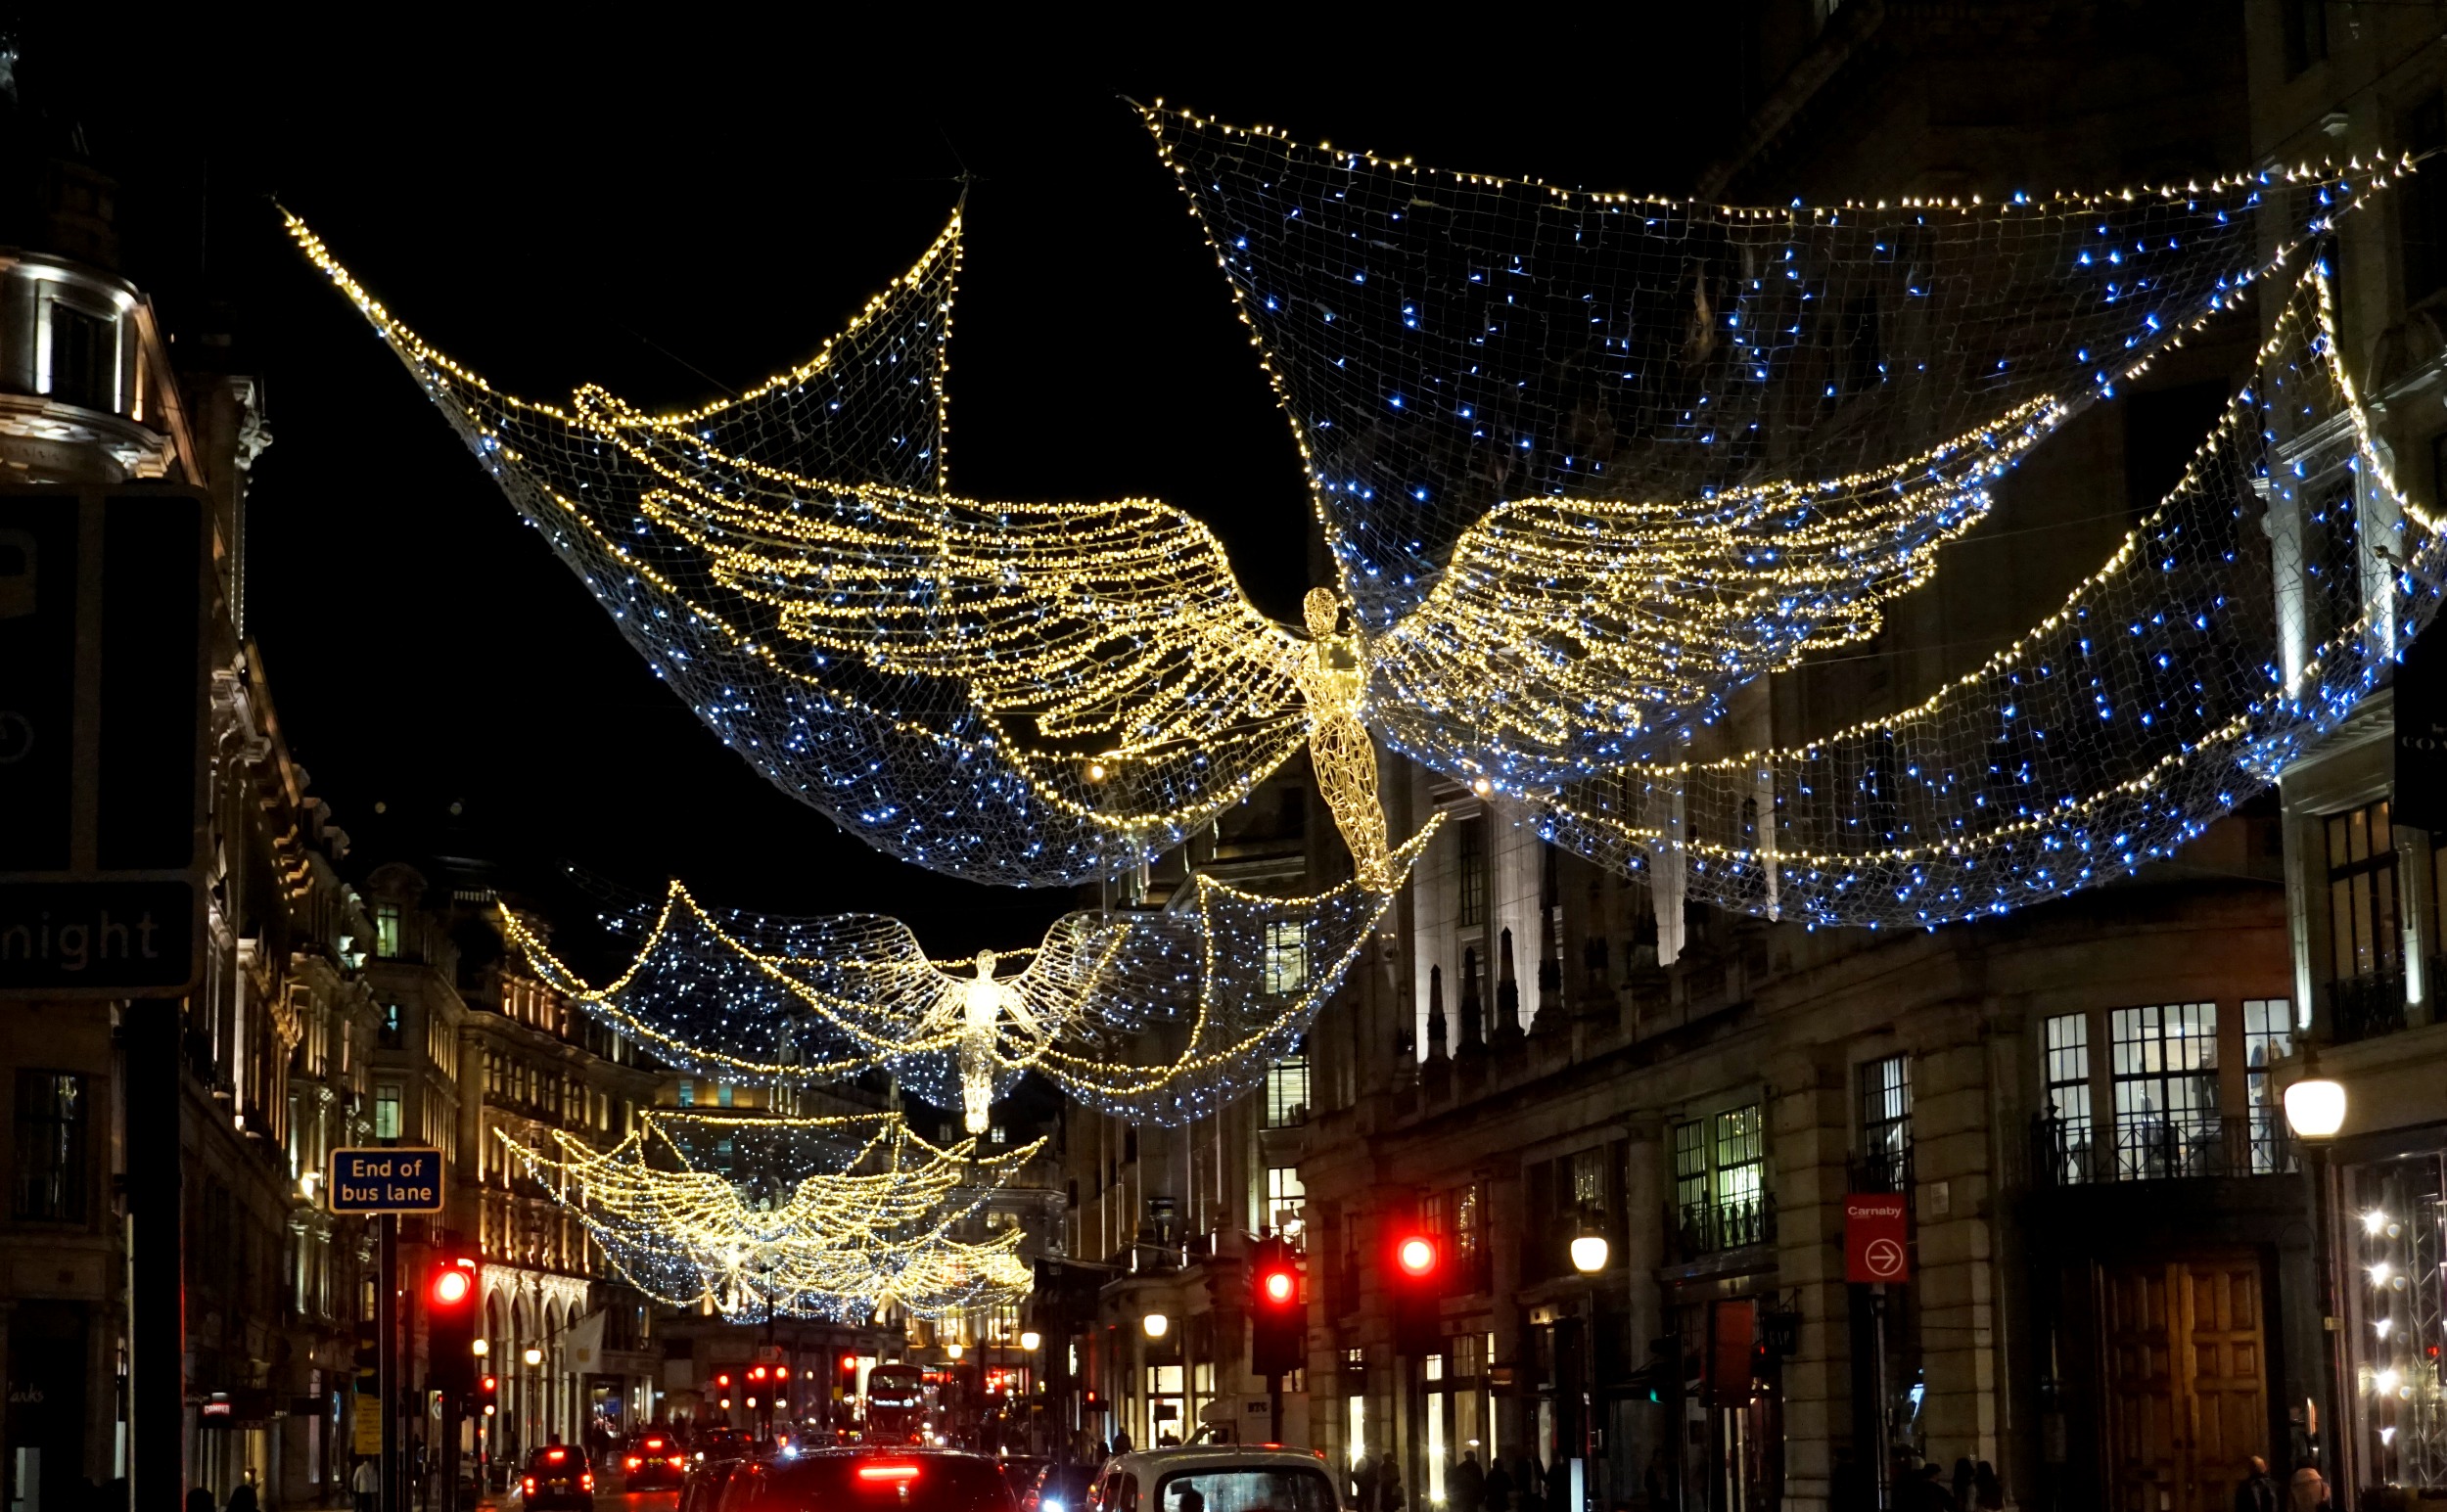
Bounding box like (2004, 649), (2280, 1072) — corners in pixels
(1844, 1193), (1911, 1283)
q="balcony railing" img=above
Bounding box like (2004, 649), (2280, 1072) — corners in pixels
(2031, 1109), (2295, 1185)
(2328, 969), (2408, 1043)
(1672, 1193), (1775, 1260)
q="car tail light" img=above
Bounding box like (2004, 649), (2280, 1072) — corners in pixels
(522, 1478), (536, 1493)
(547, 1449), (568, 1463)
(858, 1462), (923, 1485)
(581, 1473), (595, 1491)
(669, 1456), (686, 1469)
(626, 1457), (642, 1470)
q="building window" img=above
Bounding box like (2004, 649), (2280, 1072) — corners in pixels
(2241, 999), (2299, 1175)
(380, 1002), (404, 1049)
(2326, 800), (2405, 1040)
(2280, 0), (2328, 75)
(1455, 815), (1489, 929)
(375, 904), (401, 959)
(676, 1081), (695, 1108)
(374, 1083), (402, 1141)
(1858, 1055), (1912, 1193)
(2043, 1013), (2096, 1183)
(1264, 1056), (1311, 1129)
(1714, 1106), (1766, 1245)
(2109, 1003), (2220, 1180)
(716, 1083), (733, 1109)
(1454, 1182), (1484, 1289)
(2409, 93), (2447, 306)
(13, 1072), (87, 1223)
(1672, 1120), (1709, 1250)
(1264, 920), (1309, 996)
(42, 300), (116, 413)
(1265, 1167), (1306, 1237)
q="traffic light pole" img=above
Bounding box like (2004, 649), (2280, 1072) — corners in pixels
(380, 1214), (397, 1512)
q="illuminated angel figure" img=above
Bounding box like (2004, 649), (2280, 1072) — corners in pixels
(957, 950), (1036, 1135)
(503, 827), (1432, 1130)
(289, 119), (2401, 927)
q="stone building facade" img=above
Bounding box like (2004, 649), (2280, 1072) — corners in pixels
(1281, 7), (2447, 1512)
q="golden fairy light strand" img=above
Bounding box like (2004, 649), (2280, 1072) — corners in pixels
(499, 1111), (1036, 1321)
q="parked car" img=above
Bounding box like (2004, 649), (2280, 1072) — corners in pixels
(1086, 1444), (1339, 1512)
(521, 1444), (597, 1511)
(623, 1430), (689, 1489)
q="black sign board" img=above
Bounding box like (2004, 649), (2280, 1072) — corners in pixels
(0, 486), (209, 996)
(327, 1148), (445, 1214)
(2398, 625), (2447, 831)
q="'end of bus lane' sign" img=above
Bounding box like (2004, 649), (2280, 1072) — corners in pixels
(327, 1147), (444, 1214)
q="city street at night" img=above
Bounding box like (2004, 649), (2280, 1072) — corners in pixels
(3, 10), (2447, 1512)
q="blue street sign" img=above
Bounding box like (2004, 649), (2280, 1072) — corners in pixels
(328, 1148), (444, 1214)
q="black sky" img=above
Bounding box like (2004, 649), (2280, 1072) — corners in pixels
(34, 19), (1741, 952)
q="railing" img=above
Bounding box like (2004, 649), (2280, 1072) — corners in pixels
(2031, 1110), (2295, 1185)
(2329, 969), (2409, 1043)
(1848, 1148), (1915, 1198)
(1672, 1193), (1776, 1260)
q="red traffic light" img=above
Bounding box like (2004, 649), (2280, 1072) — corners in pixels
(750, 1366), (768, 1383)
(479, 1374), (497, 1394)
(427, 1258), (477, 1310)
(716, 1372), (731, 1390)
(1396, 1236), (1438, 1278)
(841, 1353), (859, 1373)
(1261, 1268), (1296, 1305)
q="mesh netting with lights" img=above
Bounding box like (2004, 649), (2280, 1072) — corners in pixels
(1525, 270), (2445, 927)
(498, 1110), (1036, 1322)
(504, 820), (1432, 1129)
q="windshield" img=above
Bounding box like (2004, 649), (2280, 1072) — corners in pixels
(1155, 1468), (1338, 1512)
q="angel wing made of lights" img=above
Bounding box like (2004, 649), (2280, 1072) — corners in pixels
(500, 1110), (1037, 1321)
(501, 819), (1435, 1130)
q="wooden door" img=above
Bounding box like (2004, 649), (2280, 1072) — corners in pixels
(2099, 1254), (2270, 1512)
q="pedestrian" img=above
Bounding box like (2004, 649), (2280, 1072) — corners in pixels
(224, 1470), (258, 1512)
(1452, 1451), (1485, 1512)
(352, 1455), (379, 1512)
(1375, 1459), (1407, 1512)
(1828, 1447), (1869, 1512)
(1951, 1457), (1974, 1512)
(1113, 1430), (1133, 1456)
(2286, 1459), (2329, 1512)
(187, 1488), (216, 1512)
(1973, 1462), (2003, 1510)
(1354, 1453), (1380, 1511)
(2234, 1456), (2280, 1512)
(1483, 1453), (1514, 1512)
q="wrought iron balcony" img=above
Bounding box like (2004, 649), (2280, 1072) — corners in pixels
(2328, 969), (2409, 1043)
(2030, 1109), (2295, 1185)
(1671, 1193), (1776, 1260)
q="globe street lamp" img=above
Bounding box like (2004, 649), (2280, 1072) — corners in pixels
(2285, 1056), (2348, 1483)
(1141, 1312), (1169, 1340)
(1567, 1222), (1611, 1512)
(1020, 1331), (1041, 1353)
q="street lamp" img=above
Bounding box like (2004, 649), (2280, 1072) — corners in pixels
(1141, 1312), (1169, 1340)
(2285, 1056), (2348, 1484)
(1566, 1220), (1611, 1512)
(1019, 1331), (1041, 1353)
(1569, 1233), (1611, 1275)
(523, 1347), (543, 1367)
(946, 1343), (965, 1360)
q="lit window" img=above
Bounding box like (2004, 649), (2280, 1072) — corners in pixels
(676, 1081), (695, 1108)
(1263, 920), (1309, 995)
(13, 1072), (88, 1223)
(2043, 1013), (2095, 1183)
(1264, 1056), (1311, 1128)
(1857, 1055), (1912, 1192)
(2109, 1003), (2219, 1179)
(375, 1084), (402, 1141)
(1265, 1167), (1306, 1236)
(2241, 999), (2297, 1174)
(375, 905), (401, 959)
(716, 1083), (733, 1109)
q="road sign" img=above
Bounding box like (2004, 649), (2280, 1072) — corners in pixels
(1844, 1193), (1912, 1283)
(0, 486), (210, 997)
(328, 1148), (445, 1214)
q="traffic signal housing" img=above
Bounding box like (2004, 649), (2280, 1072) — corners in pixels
(477, 1372), (498, 1417)
(1387, 1226), (1448, 1353)
(1248, 1236), (1304, 1378)
(426, 1257), (479, 1395)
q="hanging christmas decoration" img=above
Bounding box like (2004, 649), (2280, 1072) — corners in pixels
(1525, 267), (2445, 927)
(500, 819), (1435, 1129)
(499, 1109), (1036, 1322)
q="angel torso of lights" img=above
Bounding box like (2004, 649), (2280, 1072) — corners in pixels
(955, 950), (1039, 1135)
(1297, 587), (1392, 892)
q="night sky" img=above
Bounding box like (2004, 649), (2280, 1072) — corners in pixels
(35, 21), (1739, 954)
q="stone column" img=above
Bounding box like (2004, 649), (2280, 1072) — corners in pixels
(1906, 1006), (2001, 1471)
(1768, 1046), (1854, 1512)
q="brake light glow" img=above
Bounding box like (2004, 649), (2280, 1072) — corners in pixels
(580, 1474), (595, 1491)
(858, 1463), (923, 1484)
(669, 1456), (686, 1469)
(546, 1449), (568, 1463)
(522, 1478), (536, 1493)
(626, 1457), (642, 1470)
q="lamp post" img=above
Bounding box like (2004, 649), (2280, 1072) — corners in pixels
(2285, 1061), (2348, 1486)
(1569, 1225), (1611, 1512)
